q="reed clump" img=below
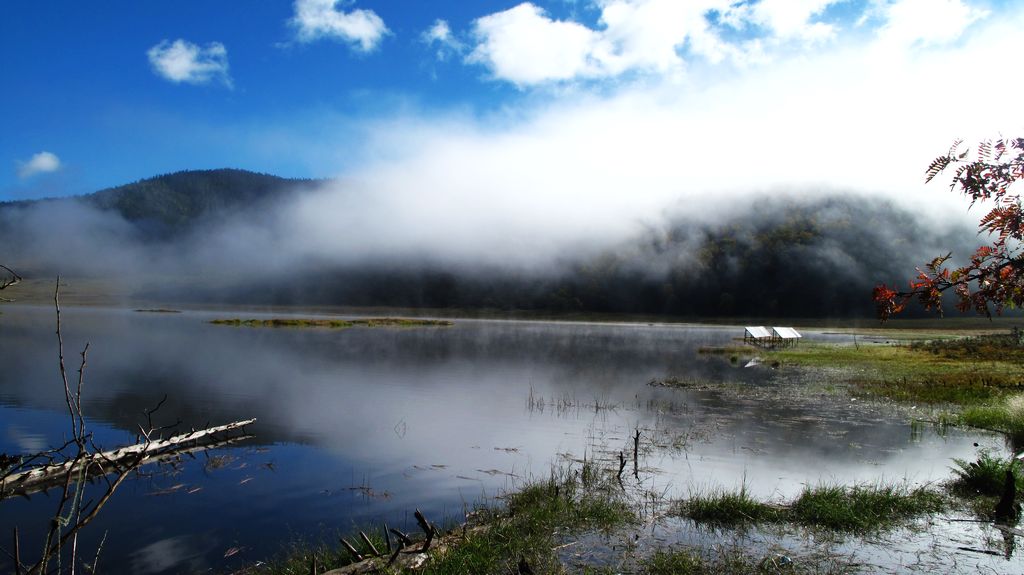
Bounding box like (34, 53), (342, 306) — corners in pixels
(949, 450), (1024, 498)
(680, 486), (781, 525)
(677, 482), (944, 532)
(426, 461), (634, 574)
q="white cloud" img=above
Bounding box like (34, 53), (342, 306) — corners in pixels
(463, 0), (994, 87)
(16, 151), (61, 180)
(595, 0), (732, 71)
(290, 0), (388, 52)
(874, 0), (988, 47)
(254, 4), (1023, 269)
(466, 0), (851, 86)
(147, 39), (232, 87)
(468, 3), (602, 85)
(422, 19), (465, 61)
(737, 0), (844, 42)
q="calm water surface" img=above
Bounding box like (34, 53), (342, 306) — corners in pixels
(0, 305), (1000, 573)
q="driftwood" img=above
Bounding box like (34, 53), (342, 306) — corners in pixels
(6, 278), (258, 575)
(1, 418), (256, 499)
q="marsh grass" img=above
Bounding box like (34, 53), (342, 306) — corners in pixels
(680, 486), (781, 525)
(773, 341), (1024, 404)
(210, 317), (453, 329)
(955, 394), (1024, 435)
(789, 484), (944, 531)
(677, 483), (944, 532)
(772, 335), (1024, 438)
(949, 450), (1024, 497)
(425, 461), (634, 574)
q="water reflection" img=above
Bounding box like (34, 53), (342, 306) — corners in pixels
(0, 305), (997, 573)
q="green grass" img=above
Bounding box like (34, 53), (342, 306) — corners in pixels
(210, 317), (454, 329)
(772, 339), (1024, 400)
(424, 462), (634, 574)
(771, 335), (1024, 436)
(789, 484), (944, 531)
(679, 486), (781, 525)
(955, 394), (1024, 435)
(676, 483), (944, 533)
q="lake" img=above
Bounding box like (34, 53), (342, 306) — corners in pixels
(0, 304), (1010, 573)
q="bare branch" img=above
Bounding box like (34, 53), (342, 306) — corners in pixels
(54, 278), (83, 446)
(0, 264), (21, 291)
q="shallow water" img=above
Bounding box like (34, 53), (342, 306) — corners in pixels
(0, 305), (1011, 573)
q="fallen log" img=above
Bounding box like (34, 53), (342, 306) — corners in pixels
(1, 418), (256, 499)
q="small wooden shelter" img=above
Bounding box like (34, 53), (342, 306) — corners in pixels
(771, 327), (802, 347)
(744, 326), (772, 346)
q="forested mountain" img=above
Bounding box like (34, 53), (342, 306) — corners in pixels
(1, 169), (322, 238)
(1, 170), (975, 318)
(188, 195), (972, 318)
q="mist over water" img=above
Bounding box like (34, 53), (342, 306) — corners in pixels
(0, 306), (996, 573)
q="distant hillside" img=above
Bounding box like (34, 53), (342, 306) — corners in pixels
(2, 169), (324, 238)
(185, 195), (977, 318)
(0, 170), (983, 318)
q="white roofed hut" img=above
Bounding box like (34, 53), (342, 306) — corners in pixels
(744, 326), (772, 347)
(772, 327), (802, 347)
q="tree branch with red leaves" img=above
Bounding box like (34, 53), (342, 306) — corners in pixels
(874, 137), (1024, 321)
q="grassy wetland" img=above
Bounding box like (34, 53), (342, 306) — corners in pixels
(232, 324), (1024, 574)
(768, 330), (1024, 436)
(4, 306), (1024, 574)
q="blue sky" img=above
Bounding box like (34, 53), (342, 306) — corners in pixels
(2, 0), (1022, 202)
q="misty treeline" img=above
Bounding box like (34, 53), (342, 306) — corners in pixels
(239, 197), (971, 317)
(0, 169), (976, 318)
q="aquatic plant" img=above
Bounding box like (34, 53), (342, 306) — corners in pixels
(676, 482), (944, 532)
(789, 483), (944, 531)
(950, 450), (1024, 497)
(679, 486), (781, 525)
